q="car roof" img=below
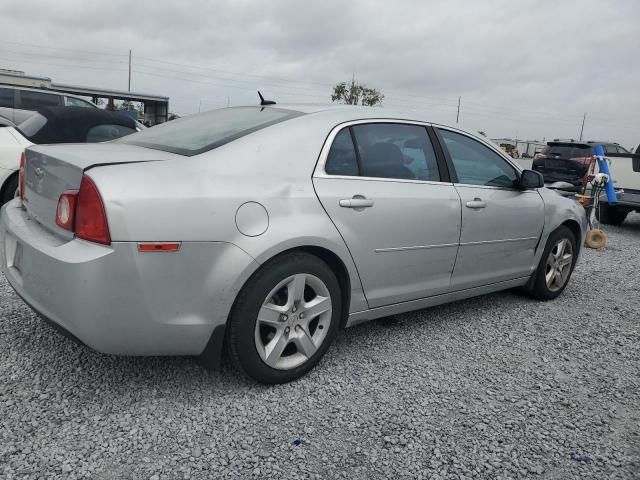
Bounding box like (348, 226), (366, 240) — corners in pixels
(270, 103), (449, 124)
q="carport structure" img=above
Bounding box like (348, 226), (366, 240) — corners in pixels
(49, 83), (169, 126)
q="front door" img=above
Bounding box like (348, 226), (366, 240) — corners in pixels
(436, 128), (545, 290)
(313, 122), (461, 308)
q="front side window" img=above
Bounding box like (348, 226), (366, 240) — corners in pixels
(0, 87), (13, 108)
(66, 96), (96, 108)
(18, 90), (63, 109)
(439, 129), (517, 188)
(86, 124), (136, 143)
(119, 106), (303, 156)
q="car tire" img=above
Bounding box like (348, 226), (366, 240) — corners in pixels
(596, 203), (627, 226)
(0, 174), (18, 206)
(227, 252), (342, 384)
(528, 226), (577, 301)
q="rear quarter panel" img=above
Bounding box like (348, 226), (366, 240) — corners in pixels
(88, 113), (368, 312)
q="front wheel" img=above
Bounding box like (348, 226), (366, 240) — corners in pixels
(528, 226), (577, 300)
(227, 252), (342, 384)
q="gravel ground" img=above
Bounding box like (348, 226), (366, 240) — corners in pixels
(1, 215), (639, 480)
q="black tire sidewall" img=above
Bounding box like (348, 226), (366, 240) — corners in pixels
(1, 174), (18, 205)
(532, 226), (577, 300)
(597, 204), (626, 226)
(228, 253), (342, 384)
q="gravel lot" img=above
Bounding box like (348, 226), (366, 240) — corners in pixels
(1, 215), (639, 480)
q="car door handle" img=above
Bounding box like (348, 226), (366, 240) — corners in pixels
(339, 197), (375, 209)
(465, 198), (486, 209)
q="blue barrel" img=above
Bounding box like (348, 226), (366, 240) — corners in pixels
(594, 144), (617, 204)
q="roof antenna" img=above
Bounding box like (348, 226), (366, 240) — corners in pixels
(258, 91), (276, 106)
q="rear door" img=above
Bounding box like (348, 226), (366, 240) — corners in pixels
(435, 128), (545, 290)
(313, 121), (461, 308)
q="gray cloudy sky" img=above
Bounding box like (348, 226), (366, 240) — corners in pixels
(1, 0), (639, 147)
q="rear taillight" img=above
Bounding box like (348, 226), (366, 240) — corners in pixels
(55, 190), (79, 230)
(55, 175), (111, 245)
(18, 152), (25, 201)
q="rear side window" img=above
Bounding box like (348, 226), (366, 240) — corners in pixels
(119, 106), (303, 156)
(0, 87), (13, 108)
(324, 123), (440, 181)
(325, 129), (359, 176)
(542, 144), (592, 158)
(18, 90), (63, 109)
(439, 129), (517, 188)
(86, 124), (136, 143)
(352, 124), (439, 181)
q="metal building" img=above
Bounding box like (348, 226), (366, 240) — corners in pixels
(0, 70), (169, 125)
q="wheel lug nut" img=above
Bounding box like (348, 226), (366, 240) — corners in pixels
(280, 314), (288, 321)
(299, 313), (304, 319)
(285, 327), (290, 334)
(292, 306), (297, 313)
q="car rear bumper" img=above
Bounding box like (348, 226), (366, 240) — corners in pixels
(0, 200), (259, 356)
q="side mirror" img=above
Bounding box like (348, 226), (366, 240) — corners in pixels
(520, 169), (544, 189)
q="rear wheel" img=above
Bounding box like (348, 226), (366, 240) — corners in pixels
(227, 252), (341, 384)
(528, 226), (577, 300)
(596, 203), (627, 226)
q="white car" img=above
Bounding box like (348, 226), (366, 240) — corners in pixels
(0, 117), (31, 204)
(0, 107), (139, 205)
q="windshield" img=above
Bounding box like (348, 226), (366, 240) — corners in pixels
(118, 106), (303, 156)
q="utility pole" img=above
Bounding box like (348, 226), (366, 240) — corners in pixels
(456, 96), (461, 124)
(128, 50), (132, 92)
(579, 113), (586, 141)
(198, 100), (202, 113)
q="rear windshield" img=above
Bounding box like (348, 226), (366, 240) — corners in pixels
(542, 143), (592, 158)
(118, 106), (303, 156)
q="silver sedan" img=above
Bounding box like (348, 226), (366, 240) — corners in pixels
(0, 105), (587, 384)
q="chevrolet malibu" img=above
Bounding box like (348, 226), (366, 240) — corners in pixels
(0, 104), (587, 384)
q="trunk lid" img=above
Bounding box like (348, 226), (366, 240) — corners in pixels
(23, 143), (181, 236)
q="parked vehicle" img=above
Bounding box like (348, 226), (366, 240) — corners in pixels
(596, 144), (640, 225)
(532, 140), (629, 193)
(0, 107), (138, 205)
(0, 84), (97, 125)
(0, 105), (587, 384)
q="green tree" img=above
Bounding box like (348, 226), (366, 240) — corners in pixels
(118, 99), (135, 111)
(331, 79), (384, 106)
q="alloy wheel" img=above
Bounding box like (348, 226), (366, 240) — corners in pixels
(545, 238), (573, 292)
(254, 273), (332, 370)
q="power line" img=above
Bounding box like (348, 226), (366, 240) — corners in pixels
(0, 39), (128, 57)
(1, 39), (638, 132)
